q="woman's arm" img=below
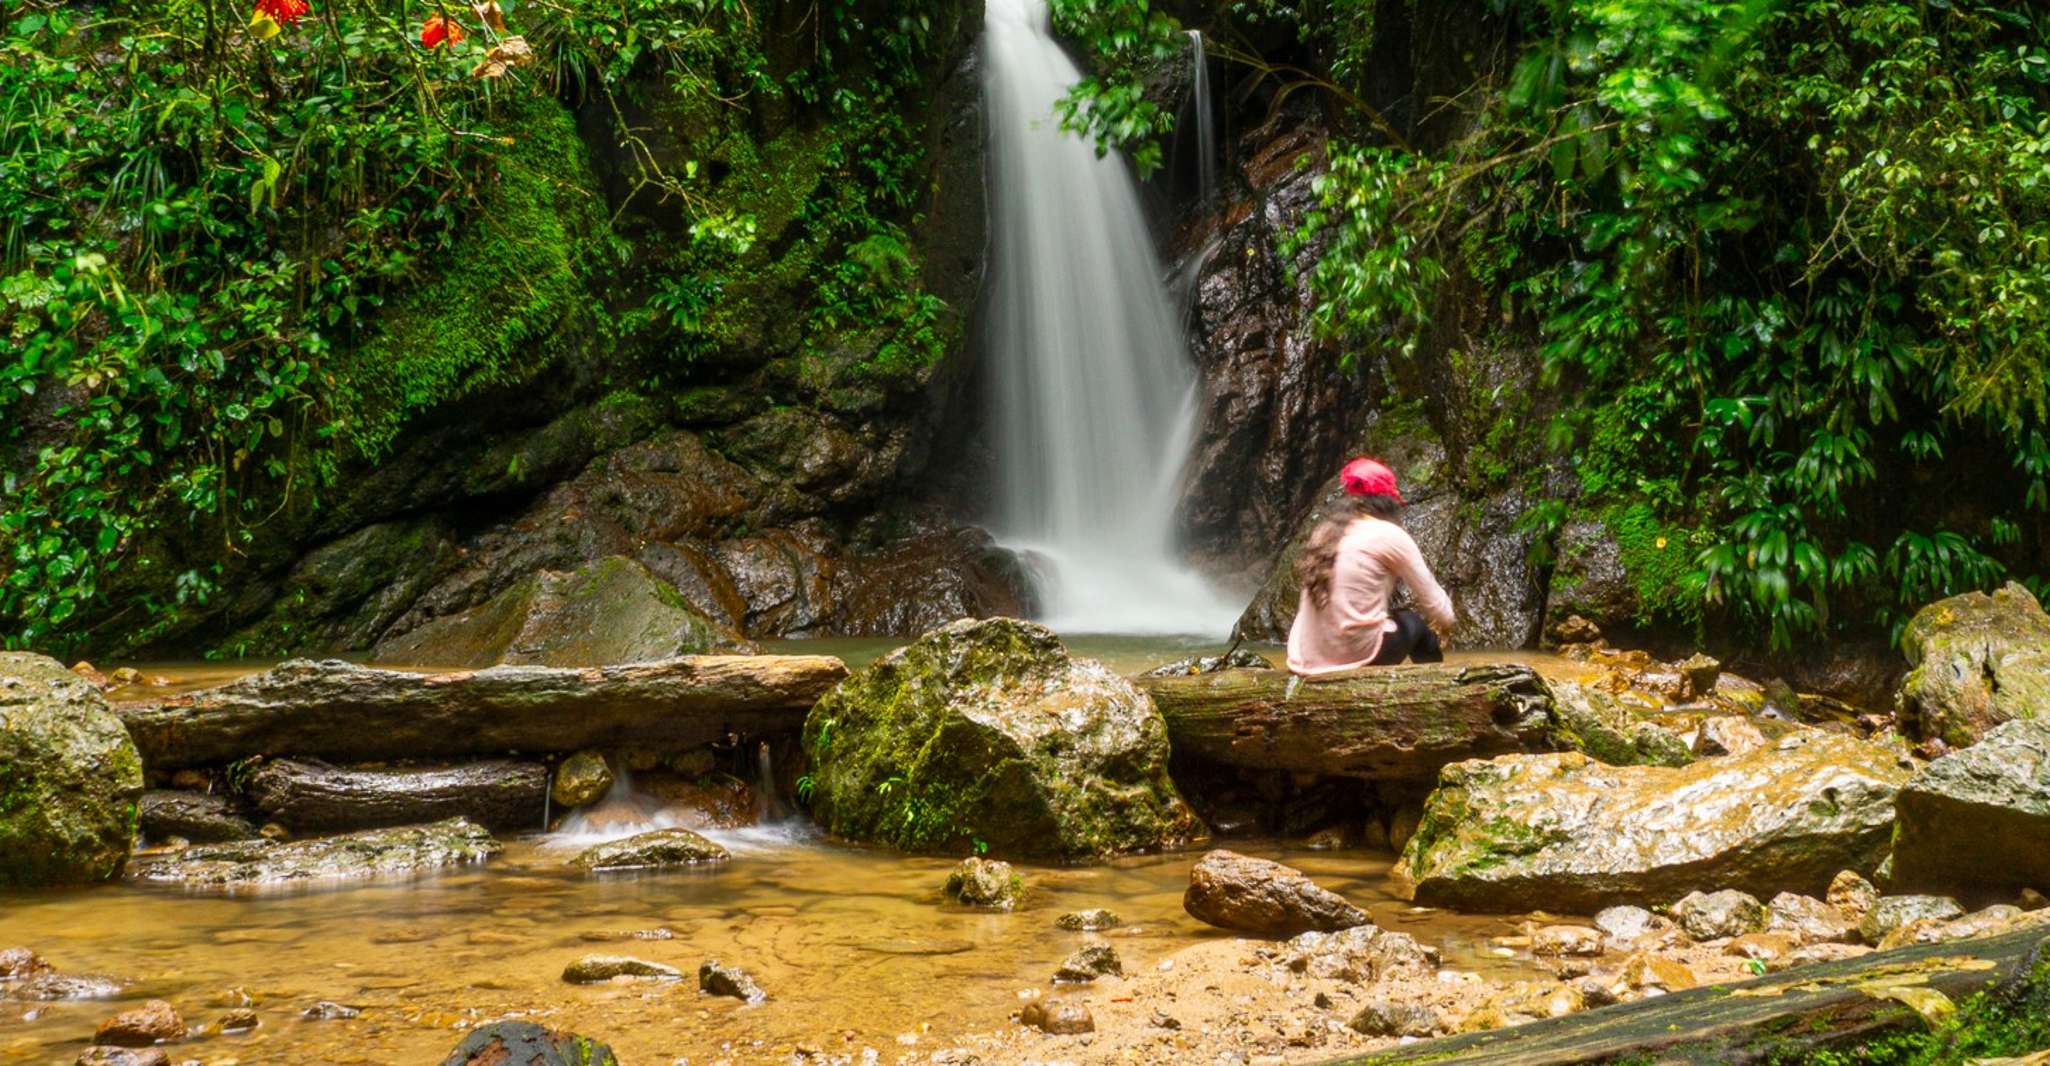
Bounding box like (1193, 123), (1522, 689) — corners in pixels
(1390, 528), (1457, 635)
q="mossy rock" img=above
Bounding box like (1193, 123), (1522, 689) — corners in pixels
(0, 653), (144, 887)
(1898, 582), (2050, 748)
(800, 618), (1204, 859)
(1545, 680), (1695, 768)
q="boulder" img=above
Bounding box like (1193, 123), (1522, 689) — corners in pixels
(0, 653), (145, 887)
(698, 960), (764, 1002)
(1897, 583), (2050, 747)
(1394, 732), (1911, 912)
(1020, 997), (1093, 1035)
(801, 618), (1201, 858)
(93, 1000), (183, 1047)
(1671, 890), (1769, 941)
(551, 751), (614, 808)
(1766, 893), (1859, 945)
(943, 857), (1024, 910)
(125, 818), (499, 887)
(138, 791), (258, 844)
(571, 829), (730, 873)
(441, 1021), (619, 1066)
(372, 555), (755, 668)
(244, 758), (547, 833)
(1053, 944), (1122, 982)
(1859, 895), (1965, 945)
(120, 656), (846, 768)
(561, 955), (680, 983)
(1183, 849), (1370, 936)
(1891, 719), (2050, 897)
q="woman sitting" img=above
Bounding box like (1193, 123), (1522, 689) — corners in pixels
(1287, 457), (1457, 676)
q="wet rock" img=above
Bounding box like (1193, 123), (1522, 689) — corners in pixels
(1458, 981), (1584, 1032)
(803, 618), (1202, 858)
(76, 1049), (169, 1066)
(0, 653), (145, 887)
(441, 1020), (620, 1066)
(1546, 681), (1694, 768)
(1139, 650), (1276, 677)
(1532, 925), (1604, 957)
(827, 528), (1038, 639)
(1724, 933), (1797, 963)
(1876, 905), (2046, 950)
(1594, 906), (1669, 950)
(1185, 850), (1370, 936)
(1859, 895), (1966, 945)
(1396, 733), (1910, 911)
(301, 1001), (360, 1020)
(125, 818), (499, 887)
(1552, 615), (1605, 646)
(1766, 893), (1859, 945)
(1828, 870), (1879, 920)
(94, 1000), (183, 1046)
(1897, 582), (2050, 747)
(561, 955), (681, 983)
(1283, 926), (1436, 981)
(571, 828), (730, 872)
(1892, 719), (2050, 897)
(1350, 1000), (1441, 1038)
(1055, 909), (1121, 931)
(217, 1008), (258, 1032)
(1053, 944), (1122, 982)
(698, 960), (764, 1003)
(1694, 716), (1768, 758)
(373, 555), (754, 668)
(944, 858), (1024, 910)
(551, 751), (614, 809)
(11, 972), (125, 1001)
(138, 790), (259, 844)
(0, 947), (45, 979)
(634, 772), (758, 830)
(245, 758), (547, 833)
(1677, 655), (1723, 701)
(1020, 997), (1093, 1035)
(1672, 890), (1770, 941)
(1619, 951), (1697, 994)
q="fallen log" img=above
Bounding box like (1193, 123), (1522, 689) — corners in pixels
(1135, 664), (1555, 782)
(1336, 927), (2050, 1065)
(118, 656), (848, 769)
(245, 758), (548, 833)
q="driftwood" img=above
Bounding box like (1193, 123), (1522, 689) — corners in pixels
(119, 656), (848, 768)
(1136, 664), (1555, 782)
(244, 758), (548, 833)
(1340, 927), (2050, 1065)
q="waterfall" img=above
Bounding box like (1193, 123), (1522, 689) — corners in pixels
(1188, 30), (1218, 207)
(982, 0), (1237, 635)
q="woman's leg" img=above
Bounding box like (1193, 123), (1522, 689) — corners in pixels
(1373, 609), (1443, 665)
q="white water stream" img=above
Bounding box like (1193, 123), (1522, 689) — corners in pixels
(983, 0), (1237, 635)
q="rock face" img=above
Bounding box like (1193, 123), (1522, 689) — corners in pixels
(119, 656), (847, 768)
(138, 790), (258, 844)
(125, 817), (499, 887)
(1891, 719), (2050, 897)
(1183, 849), (1370, 936)
(244, 758), (548, 833)
(0, 652), (145, 887)
(571, 829), (730, 872)
(441, 1021), (619, 1066)
(1395, 733), (1911, 912)
(1897, 583), (2050, 747)
(801, 618), (1201, 858)
(372, 555), (754, 667)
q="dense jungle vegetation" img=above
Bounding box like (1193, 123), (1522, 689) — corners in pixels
(1, 0), (958, 653)
(1060, 0), (2050, 648)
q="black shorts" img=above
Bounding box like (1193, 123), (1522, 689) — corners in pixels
(1370, 608), (1444, 665)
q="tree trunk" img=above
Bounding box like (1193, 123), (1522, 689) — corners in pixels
(244, 758), (548, 833)
(118, 656), (848, 768)
(1135, 664), (1555, 782)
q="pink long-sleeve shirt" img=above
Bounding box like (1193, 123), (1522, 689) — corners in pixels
(1286, 517), (1456, 676)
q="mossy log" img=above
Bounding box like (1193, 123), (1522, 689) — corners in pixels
(118, 657), (847, 768)
(1135, 664), (1555, 782)
(1340, 928), (2050, 1065)
(245, 758), (548, 833)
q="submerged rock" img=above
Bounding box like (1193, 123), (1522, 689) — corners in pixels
(571, 829), (730, 873)
(300, 1001), (360, 1020)
(1897, 582), (2050, 747)
(1672, 890), (1769, 941)
(561, 955), (680, 983)
(441, 1021), (620, 1066)
(1395, 733), (1910, 912)
(245, 758), (547, 833)
(698, 960), (764, 1003)
(1183, 850), (1370, 936)
(124, 818), (500, 887)
(93, 999), (183, 1047)
(1891, 719), (2050, 897)
(944, 857), (1024, 910)
(0, 652), (145, 887)
(1055, 909), (1121, 931)
(1053, 944), (1122, 983)
(551, 751), (614, 809)
(1020, 997), (1093, 1035)
(138, 791), (258, 844)
(801, 618), (1202, 858)
(373, 554), (754, 668)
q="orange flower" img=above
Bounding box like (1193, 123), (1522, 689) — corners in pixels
(421, 13), (465, 48)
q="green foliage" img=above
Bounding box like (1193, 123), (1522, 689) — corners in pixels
(1788, 957), (2050, 1065)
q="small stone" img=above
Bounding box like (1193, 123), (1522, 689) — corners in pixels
(552, 751), (614, 808)
(1284, 926), (1436, 982)
(1724, 933), (1797, 963)
(258, 822), (290, 841)
(76, 1049), (170, 1066)
(1766, 892), (1859, 945)
(1054, 909), (1120, 931)
(1312, 992), (1333, 1009)
(1827, 870), (1879, 919)
(944, 857), (1024, 910)
(300, 1000), (360, 1020)
(217, 1008), (259, 1032)
(0, 946), (46, 978)
(561, 955), (680, 983)
(93, 1000), (184, 1047)
(1531, 925), (1604, 957)
(1348, 1000), (1439, 1038)
(698, 960), (765, 1003)
(1859, 895), (1965, 945)
(1458, 981), (1583, 1032)
(1694, 716), (1765, 757)
(1020, 997), (1093, 1035)
(1552, 615), (1604, 646)
(1676, 654), (1723, 701)
(1672, 890), (1769, 940)
(1149, 1010), (1181, 1030)
(1574, 974), (1622, 1008)
(1302, 827), (1348, 850)
(1593, 905), (1665, 949)
(2021, 887), (2048, 910)
(1619, 952), (1696, 994)
(1053, 943), (1122, 983)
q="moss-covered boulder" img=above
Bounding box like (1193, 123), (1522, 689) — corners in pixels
(800, 618), (1203, 858)
(1545, 680), (1695, 768)
(441, 1021), (619, 1066)
(1897, 582), (2050, 748)
(372, 555), (754, 668)
(0, 652), (144, 887)
(1890, 719), (2050, 898)
(1394, 732), (1911, 912)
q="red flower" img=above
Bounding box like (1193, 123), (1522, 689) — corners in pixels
(254, 0), (310, 26)
(421, 13), (465, 48)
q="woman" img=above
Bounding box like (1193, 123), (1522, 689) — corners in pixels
(1287, 457), (1457, 675)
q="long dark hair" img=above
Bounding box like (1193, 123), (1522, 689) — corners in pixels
(1295, 494), (1403, 610)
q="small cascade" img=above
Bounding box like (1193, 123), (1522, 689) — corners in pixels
(546, 771), (682, 845)
(1188, 30), (1218, 208)
(754, 741), (790, 823)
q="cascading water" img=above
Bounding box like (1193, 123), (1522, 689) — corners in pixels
(983, 0), (1238, 635)
(1188, 30), (1218, 207)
